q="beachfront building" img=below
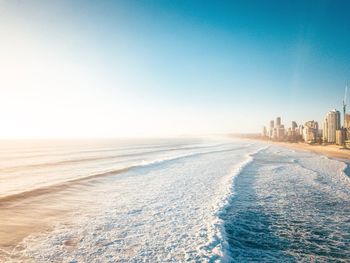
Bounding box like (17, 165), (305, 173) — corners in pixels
(343, 113), (350, 146)
(303, 120), (319, 143)
(323, 109), (341, 143)
(323, 117), (328, 142)
(345, 113), (350, 129)
(272, 127), (278, 139)
(276, 117), (281, 127)
(276, 125), (285, 139)
(285, 122), (299, 142)
(336, 129), (346, 145)
(268, 117), (285, 140)
(264, 117), (312, 142)
(298, 125), (304, 137)
(271, 117), (285, 140)
(269, 120), (274, 138)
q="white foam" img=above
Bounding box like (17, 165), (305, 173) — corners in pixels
(202, 146), (268, 262)
(10, 140), (264, 262)
(6, 140), (350, 262)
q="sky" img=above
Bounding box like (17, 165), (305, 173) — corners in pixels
(1, 0), (350, 138)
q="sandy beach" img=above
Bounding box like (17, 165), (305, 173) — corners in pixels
(235, 135), (350, 161)
(269, 141), (350, 161)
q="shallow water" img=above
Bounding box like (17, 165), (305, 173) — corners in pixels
(0, 138), (349, 262)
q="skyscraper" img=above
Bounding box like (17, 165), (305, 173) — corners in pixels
(323, 109), (341, 143)
(345, 113), (350, 129)
(277, 124), (285, 139)
(276, 117), (281, 127)
(269, 120), (274, 138)
(303, 120), (318, 143)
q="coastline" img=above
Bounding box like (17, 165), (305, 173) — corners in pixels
(272, 142), (350, 162)
(236, 136), (350, 162)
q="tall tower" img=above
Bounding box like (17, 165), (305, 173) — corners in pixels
(324, 109), (341, 143)
(343, 82), (348, 128)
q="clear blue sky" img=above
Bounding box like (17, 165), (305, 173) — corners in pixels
(1, 0), (350, 137)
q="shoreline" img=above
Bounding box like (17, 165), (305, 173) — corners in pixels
(273, 142), (350, 162)
(238, 137), (350, 162)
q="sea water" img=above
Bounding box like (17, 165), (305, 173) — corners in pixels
(0, 138), (349, 262)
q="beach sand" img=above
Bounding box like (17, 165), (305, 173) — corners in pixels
(233, 135), (350, 160)
(270, 141), (350, 161)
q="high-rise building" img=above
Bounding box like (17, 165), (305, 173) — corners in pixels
(345, 113), (350, 129)
(336, 129), (346, 145)
(323, 109), (341, 143)
(291, 121), (297, 131)
(303, 120), (319, 143)
(262, 126), (267, 137)
(298, 125), (304, 136)
(323, 116), (328, 142)
(276, 117), (281, 127)
(344, 113), (350, 144)
(269, 120), (274, 138)
(277, 124), (285, 139)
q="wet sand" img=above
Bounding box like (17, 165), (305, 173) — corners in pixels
(0, 192), (72, 261)
(0, 166), (131, 255)
(0, 181), (99, 261)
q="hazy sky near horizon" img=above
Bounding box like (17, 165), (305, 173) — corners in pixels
(1, 0), (350, 138)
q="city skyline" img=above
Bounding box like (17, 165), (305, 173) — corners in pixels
(262, 102), (350, 146)
(1, 1), (350, 138)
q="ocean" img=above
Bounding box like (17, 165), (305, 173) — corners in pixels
(0, 138), (349, 262)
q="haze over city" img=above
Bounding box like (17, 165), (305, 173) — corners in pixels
(1, 0), (350, 138)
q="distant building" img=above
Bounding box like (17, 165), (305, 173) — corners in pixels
(291, 121), (297, 131)
(303, 120), (319, 143)
(262, 126), (267, 137)
(343, 114), (350, 144)
(276, 117), (281, 127)
(323, 109), (341, 143)
(298, 125), (304, 137)
(277, 124), (285, 139)
(269, 120), (274, 138)
(336, 129), (346, 145)
(272, 127), (278, 139)
(268, 117), (284, 140)
(323, 116), (328, 143)
(345, 113), (350, 129)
